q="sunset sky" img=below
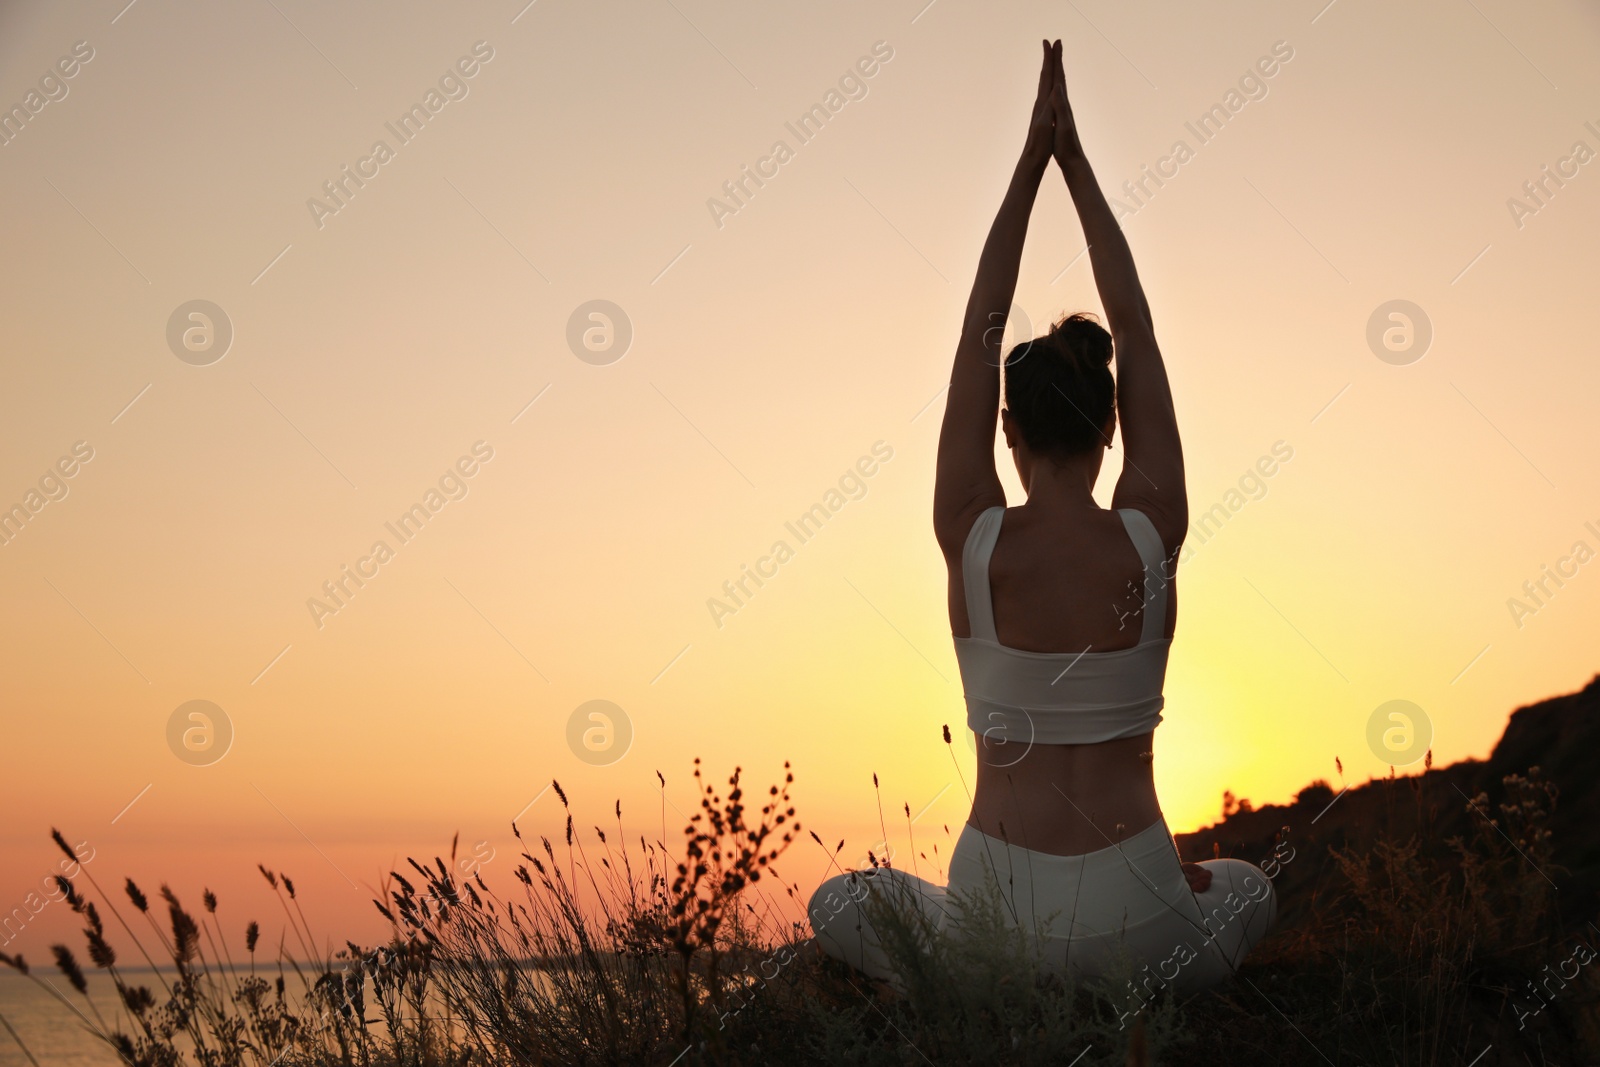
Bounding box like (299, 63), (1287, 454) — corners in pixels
(2, 0), (1598, 957)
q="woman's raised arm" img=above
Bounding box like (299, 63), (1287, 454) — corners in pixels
(1049, 43), (1187, 549)
(932, 41), (1057, 557)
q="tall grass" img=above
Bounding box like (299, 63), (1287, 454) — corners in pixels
(3, 760), (1597, 1065)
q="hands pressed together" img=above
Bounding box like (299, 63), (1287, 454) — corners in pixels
(1024, 38), (1084, 169)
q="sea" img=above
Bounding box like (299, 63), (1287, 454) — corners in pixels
(1, 964), (474, 1064)
(0, 970), (129, 1067)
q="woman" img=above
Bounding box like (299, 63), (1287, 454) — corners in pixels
(809, 39), (1275, 999)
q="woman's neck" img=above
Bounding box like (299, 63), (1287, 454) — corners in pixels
(1020, 455), (1102, 515)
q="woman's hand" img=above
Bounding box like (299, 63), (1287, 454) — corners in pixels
(1182, 862), (1213, 894)
(1047, 39), (1085, 163)
(1022, 39), (1057, 167)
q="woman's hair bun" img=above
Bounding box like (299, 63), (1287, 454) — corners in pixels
(1002, 312), (1116, 458)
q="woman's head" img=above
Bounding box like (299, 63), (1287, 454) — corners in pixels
(1002, 312), (1116, 463)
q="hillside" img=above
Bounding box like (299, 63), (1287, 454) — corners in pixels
(1177, 672), (1600, 930)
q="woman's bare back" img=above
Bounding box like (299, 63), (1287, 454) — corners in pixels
(948, 503), (1176, 649)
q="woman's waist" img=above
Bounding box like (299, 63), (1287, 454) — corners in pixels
(968, 736), (1161, 855)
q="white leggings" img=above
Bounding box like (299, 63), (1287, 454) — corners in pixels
(808, 818), (1276, 999)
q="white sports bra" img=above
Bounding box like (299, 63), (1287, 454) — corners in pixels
(952, 505), (1173, 745)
